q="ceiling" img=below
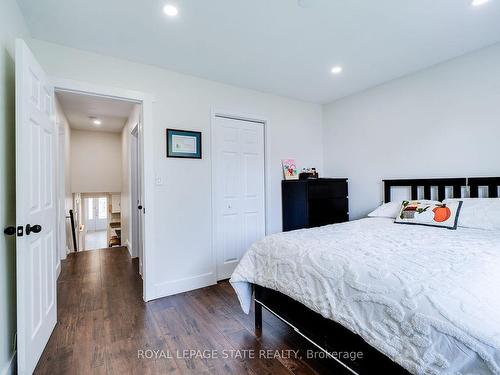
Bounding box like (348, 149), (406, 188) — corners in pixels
(56, 91), (135, 133)
(18, 0), (500, 103)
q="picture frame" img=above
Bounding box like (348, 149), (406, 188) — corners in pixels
(166, 128), (202, 159)
(282, 159), (299, 180)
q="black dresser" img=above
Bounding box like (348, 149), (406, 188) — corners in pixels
(282, 178), (349, 232)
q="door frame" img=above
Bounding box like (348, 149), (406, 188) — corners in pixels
(56, 122), (66, 271)
(210, 110), (271, 279)
(130, 124), (143, 275)
(51, 77), (155, 301)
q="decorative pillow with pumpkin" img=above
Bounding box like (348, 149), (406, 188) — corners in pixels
(395, 200), (463, 229)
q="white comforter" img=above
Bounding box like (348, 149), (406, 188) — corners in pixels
(230, 218), (500, 375)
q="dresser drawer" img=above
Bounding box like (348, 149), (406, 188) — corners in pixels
(308, 180), (347, 199)
(308, 198), (349, 227)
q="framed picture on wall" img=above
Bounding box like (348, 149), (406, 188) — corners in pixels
(166, 129), (202, 159)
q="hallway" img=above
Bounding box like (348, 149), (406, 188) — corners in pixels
(34, 248), (335, 375)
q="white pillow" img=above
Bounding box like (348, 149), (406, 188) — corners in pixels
(368, 200), (441, 219)
(368, 202), (402, 218)
(443, 198), (500, 230)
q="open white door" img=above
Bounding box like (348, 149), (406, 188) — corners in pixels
(131, 123), (144, 275)
(15, 39), (57, 375)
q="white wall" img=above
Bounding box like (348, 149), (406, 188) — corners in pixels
(121, 104), (141, 256)
(323, 43), (500, 220)
(0, 1), (30, 374)
(70, 129), (122, 193)
(29, 39), (324, 298)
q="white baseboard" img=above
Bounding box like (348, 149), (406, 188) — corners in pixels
(61, 246), (68, 260)
(56, 260), (61, 278)
(124, 240), (132, 257)
(153, 272), (217, 299)
(1, 351), (16, 375)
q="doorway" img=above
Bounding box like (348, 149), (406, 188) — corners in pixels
(83, 196), (108, 250)
(50, 79), (154, 303)
(212, 114), (267, 280)
(85, 196), (108, 232)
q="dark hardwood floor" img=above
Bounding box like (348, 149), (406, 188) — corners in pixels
(34, 247), (344, 375)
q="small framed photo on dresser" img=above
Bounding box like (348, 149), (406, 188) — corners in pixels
(166, 129), (202, 159)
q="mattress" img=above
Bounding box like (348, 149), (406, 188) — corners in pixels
(230, 218), (500, 375)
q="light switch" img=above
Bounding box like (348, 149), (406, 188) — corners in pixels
(155, 175), (164, 186)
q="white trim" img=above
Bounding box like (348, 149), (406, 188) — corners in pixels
(51, 78), (155, 104)
(129, 124), (137, 258)
(210, 109), (271, 280)
(124, 239), (132, 257)
(56, 261), (61, 279)
(129, 123), (141, 267)
(153, 272), (216, 298)
(50, 77), (155, 301)
(0, 351), (16, 375)
(56, 122), (66, 263)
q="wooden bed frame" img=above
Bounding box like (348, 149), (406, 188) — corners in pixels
(254, 177), (500, 375)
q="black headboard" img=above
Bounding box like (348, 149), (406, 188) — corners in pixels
(383, 177), (500, 203)
(383, 178), (467, 203)
(468, 177), (500, 198)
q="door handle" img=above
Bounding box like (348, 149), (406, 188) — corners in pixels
(138, 205), (143, 210)
(4, 226), (24, 237)
(4, 226), (16, 236)
(26, 224), (42, 235)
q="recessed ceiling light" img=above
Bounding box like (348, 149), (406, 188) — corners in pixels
(331, 66), (343, 75)
(93, 119), (102, 126)
(163, 4), (179, 16)
(472, 0), (489, 6)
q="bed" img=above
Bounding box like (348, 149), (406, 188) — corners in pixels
(230, 178), (500, 375)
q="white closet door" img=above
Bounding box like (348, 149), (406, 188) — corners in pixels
(214, 116), (265, 280)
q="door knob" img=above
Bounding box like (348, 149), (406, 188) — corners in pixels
(3, 226), (24, 237)
(26, 224), (42, 235)
(138, 205), (143, 210)
(4, 226), (16, 236)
